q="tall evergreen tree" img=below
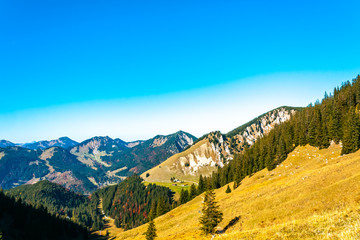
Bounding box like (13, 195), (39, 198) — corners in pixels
(189, 184), (197, 200)
(144, 219), (157, 240)
(156, 197), (166, 217)
(197, 175), (206, 194)
(225, 185), (231, 193)
(199, 189), (223, 235)
(179, 189), (189, 204)
(149, 201), (157, 220)
(114, 216), (121, 228)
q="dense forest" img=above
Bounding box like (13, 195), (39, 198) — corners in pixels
(0, 189), (89, 240)
(6, 181), (104, 231)
(97, 175), (174, 230)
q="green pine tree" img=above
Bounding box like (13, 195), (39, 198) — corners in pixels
(189, 184), (197, 199)
(225, 185), (231, 193)
(198, 175), (206, 194)
(150, 201), (157, 220)
(180, 189), (189, 204)
(144, 219), (157, 240)
(233, 181), (237, 190)
(114, 216), (121, 228)
(156, 197), (166, 216)
(199, 189), (223, 235)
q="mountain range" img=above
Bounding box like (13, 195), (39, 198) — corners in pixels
(0, 137), (79, 150)
(0, 106), (300, 194)
(0, 131), (196, 193)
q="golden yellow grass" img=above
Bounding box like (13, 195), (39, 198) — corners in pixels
(105, 143), (360, 239)
(218, 206), (360, 239)
(141, 139), (216, 183)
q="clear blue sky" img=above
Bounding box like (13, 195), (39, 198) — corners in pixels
(1, 0), (359, 142)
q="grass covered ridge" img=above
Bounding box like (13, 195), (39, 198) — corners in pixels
(108, 143), (360, 239)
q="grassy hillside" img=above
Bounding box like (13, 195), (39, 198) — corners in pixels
(107, 143), (360, 239)
(141, 139), (216, 183)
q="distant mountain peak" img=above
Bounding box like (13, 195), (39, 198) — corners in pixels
(0, 140), (15, 148)
(20, 137), (79, 150)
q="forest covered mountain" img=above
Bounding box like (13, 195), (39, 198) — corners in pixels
(0, 188), (89, 240)
(142, 106), (299, 183)
(0, 131), (196, 193)
(5, 180), (103, 231)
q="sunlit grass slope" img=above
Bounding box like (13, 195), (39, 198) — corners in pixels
(141, 139), (216, 183)
(109, 143), (360, 239)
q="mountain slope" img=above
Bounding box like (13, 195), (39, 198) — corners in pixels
(5, 180), (103, 230)
(0, 188), (89, 240)
(109, 143), (360, 239)
(142, 107), (298, 183)
(0, 146), (97, 193)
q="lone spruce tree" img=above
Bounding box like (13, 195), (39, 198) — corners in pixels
(145, 219), (157, 240)
(225, 185), (231, 193)
(199, 189), (223, 235)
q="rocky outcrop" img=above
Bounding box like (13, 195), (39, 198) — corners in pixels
(142, 107), (299, 182)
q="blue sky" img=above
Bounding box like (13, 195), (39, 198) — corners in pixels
(1, 0), (359, 142)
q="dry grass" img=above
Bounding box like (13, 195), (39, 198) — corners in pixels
(141, 139), (217, 183)
(219, 206), (360, 239)
(104, 143), (360, 239)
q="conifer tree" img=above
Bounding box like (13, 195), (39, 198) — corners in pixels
(114, 216), (121, 228)
(199, 189), (223, 235)
(198, 175), (206, 194)
(189, 184), (197, 199)
(225, 185), (231, 193)
(144, 219), (157, 240)
(233, 181), (237, 190)
(149, 201), (157, 220)
(156, 197), (166, 217)
(180, 189), (189, 204)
